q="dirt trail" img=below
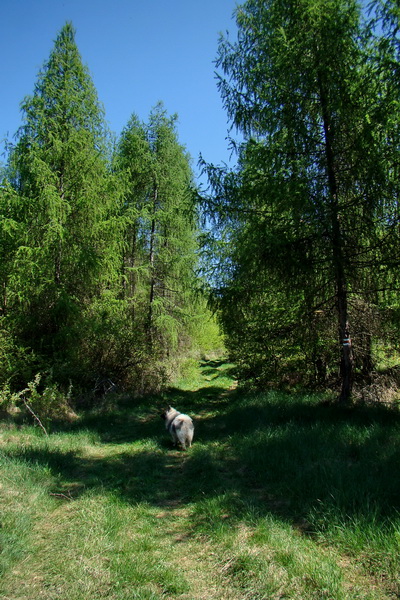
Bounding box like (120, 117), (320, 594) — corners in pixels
(150, 371), (244, 600)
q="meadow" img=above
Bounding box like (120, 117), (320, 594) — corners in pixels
(0, 359), (399, 599)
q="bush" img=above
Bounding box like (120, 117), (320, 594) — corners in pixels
(0, 373), (76, 429)
(0, 320), (40, 390)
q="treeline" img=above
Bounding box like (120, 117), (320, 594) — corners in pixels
(3, 1), (400, 409)
(0, 23), (218, 399)
(203, 0), (400, 403)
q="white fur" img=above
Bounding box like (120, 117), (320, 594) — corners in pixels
(164, 407), (194, 449)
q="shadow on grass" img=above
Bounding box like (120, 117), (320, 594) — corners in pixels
(3, 362), (400, 531)
(198, 359), (236, 379)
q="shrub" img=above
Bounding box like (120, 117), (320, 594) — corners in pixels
(0, 373), (75, 429)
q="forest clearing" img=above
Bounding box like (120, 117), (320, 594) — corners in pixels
(1, 359), (399, 600)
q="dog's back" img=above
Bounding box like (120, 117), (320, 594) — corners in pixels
(163, 406), (194, 449)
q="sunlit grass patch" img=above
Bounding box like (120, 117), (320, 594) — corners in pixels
(0, 449), (57, 579)
(172, 358), (236, 392)
(190, 501), (346, 600)
(1, 485), (190, 600)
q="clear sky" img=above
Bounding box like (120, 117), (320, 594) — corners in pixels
(0, 0), (239, 185)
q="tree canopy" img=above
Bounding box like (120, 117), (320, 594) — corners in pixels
(0, 23), (208, 396)
(203, 0), (400, 403)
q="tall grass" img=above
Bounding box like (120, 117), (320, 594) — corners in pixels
(0, 360), (399, 599)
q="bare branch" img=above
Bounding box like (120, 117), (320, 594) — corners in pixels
(22, 397), (48, 436)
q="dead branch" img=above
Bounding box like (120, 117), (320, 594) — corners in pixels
(50, 492), (73, 500)
(22, 397), (48, 436)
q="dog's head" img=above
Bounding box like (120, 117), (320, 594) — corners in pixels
(160, 405), (174, 420)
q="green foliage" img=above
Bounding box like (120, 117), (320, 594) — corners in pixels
(0, 371), (74, 428)
(1, 23), (122, 380)
(204, 0), (400, 398)
(0, 319), (34, 385)
(187, 304), (225, 358)
(114, 103), (203, 372)
(0, 23), (207, 407)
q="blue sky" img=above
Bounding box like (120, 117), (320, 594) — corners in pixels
(1, 0), (239, 184)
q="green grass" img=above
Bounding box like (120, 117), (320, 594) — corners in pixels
(0, 359), (399, 599)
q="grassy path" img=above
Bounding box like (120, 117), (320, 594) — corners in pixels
(0, 359), (399, 599)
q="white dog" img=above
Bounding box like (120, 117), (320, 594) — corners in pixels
(162, 406), (194, 450)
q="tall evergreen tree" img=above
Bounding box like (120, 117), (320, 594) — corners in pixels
(145, 105), (199, 352)
(116, 104), (200, 362)
(206, 0), (399, 402)
(3, 22), (121, 372)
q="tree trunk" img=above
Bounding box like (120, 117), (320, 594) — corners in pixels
(318, 72), (354, 404)
(337, 284), (353, 404)
(147, 185), (158, 346)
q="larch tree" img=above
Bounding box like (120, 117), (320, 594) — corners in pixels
(3, 22), (121, 373)
(205, 0), (398, 403)
(145, 105), (199, 353)
(116, 104), (200, 363)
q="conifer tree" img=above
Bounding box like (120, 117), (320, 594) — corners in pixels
(3, 22), (120, 372)
(116, 104), (199, 359)
(206, 0), (399, 402)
